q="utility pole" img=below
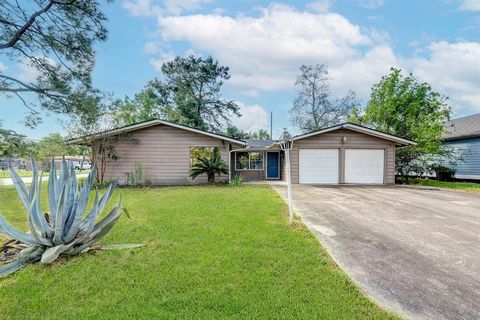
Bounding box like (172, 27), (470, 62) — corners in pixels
(270, 112), (273, 139)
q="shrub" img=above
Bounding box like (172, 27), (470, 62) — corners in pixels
(128, 162), (144, 187)
(230, 174), (244, 186)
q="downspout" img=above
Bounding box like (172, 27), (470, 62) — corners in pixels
(229, 149), (233, 183)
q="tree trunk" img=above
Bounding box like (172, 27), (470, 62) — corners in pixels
(208, 173), (215, 185)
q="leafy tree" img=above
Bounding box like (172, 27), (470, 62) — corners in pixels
(249, 129), (271, 140)
(67, 92), (137, 183)
(224, 125), (250, 139)
(290, 64), (358, 132)
(224, 126), (271, 140)
(0, 122), (32, 157)
(0, 0), (110, 127)
(190, 154), (228, 184)
(109, 90), (164, 126)
(37, 132), (80, 160)
(147, 55), (240, 132)
(359, 68), (452, 180)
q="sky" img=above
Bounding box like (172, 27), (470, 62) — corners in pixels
(1, 0), (480, 139)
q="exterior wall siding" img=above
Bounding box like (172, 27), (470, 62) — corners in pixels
(445, 137), (480, 180)
(99, 124), (231, 185)
(290, 129), (396, 184)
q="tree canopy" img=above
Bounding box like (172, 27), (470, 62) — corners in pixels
(36, 132), (81, 160)
(0, 0), (110, 127)
(0, 122), (33, 157)
(224, 125), (271, 140)
(110, 91), (160, 126)
(354, 68), (452, 178)
(145, 55), (240, 132)
(290, 64), (358, 133)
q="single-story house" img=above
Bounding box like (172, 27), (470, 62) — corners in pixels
(443, 113), (480, 180)
(69, 119), (415, 185)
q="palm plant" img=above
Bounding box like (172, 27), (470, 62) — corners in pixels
(190, 155), (228, 184)
(0, 157), (137, 278)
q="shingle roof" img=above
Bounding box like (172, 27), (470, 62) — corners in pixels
(443, 113), (480, 140)
(67, 118), (247, 146)
(244, 139), (276, 148)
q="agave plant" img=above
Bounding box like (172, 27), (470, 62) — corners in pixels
(0, 157), (135, 278)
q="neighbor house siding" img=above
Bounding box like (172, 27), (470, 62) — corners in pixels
(98, 124), (231, 185)
(445, 137), (480, 180)
(290, 129), (396, 184)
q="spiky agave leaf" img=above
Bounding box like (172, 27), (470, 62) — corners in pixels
(9, 158), (52, 237)
(48, 157), (58, 225)
(0, 156), (139, 278)
(0, 246), (44, 278)
(69, 195), (123, 255)
(41, 241), (78, 264)
(0, 216), (37, 246)
(63, 167), (96, 243)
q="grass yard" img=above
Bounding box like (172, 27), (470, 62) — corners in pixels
(0, 185), (397, 319)
(0, 169), (42, 178)
(0, 169), (91, 179)
(408, 178), (480, 193)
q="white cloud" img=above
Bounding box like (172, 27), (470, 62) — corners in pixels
(17, 59), (43, 83)
(329, 46), (401, 98)
(356, 0), (385, 9)
(410, 41), (480, 115)
(232, 102), (269, 132)
(0, 62), (6, 73)
(122, 0), (212, 16)
(459, 0), (480, 11)
(158, 4), (372, 95)
(122, 0), (160, 16)
(163, 0), (213, 15)
(306, 0), (332, 13)
(130, 2), (480, 118)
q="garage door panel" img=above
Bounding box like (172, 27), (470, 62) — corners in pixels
(345, 149), (384, 184)
(299, 149), (339, 184)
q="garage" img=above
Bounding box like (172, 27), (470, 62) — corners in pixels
(290, 123), (416, 185)
(344, 149), (384, 184)
(299, 149), (339, 184)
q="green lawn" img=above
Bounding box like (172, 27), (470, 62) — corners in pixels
(0, 185), (397, 319)
(408, 178), (480, 193)
(0, 169), (90, 179)
(0, 169), (43, 178)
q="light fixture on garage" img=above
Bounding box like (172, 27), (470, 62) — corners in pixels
(279, 128), (294, 225)
(342, 136), (348, 143)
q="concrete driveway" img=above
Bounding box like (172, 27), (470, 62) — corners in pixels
(271, 184), (480, 320)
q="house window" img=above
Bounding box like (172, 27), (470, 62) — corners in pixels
(190, 147), (220, 166)
(235, 152), (264, 170)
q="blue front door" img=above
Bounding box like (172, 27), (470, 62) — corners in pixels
(267, 152), (280, 179)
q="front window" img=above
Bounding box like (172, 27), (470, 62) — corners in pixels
(190, 147), (220, 166)
(236, 151), (264, 170)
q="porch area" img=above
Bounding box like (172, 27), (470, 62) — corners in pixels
(230, 149), (285, 181)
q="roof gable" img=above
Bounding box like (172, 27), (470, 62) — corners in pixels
(68, 119), (247, 146)
(292, 123), (416, 146)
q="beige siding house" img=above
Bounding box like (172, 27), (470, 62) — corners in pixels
(70, 120), (415, 185)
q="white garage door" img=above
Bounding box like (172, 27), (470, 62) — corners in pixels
(345, 149), (384, 184)
(299, 149), (339, 184)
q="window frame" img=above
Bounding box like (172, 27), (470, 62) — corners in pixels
(235, 151), (265, 171)
(189, 146), (221, 168)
